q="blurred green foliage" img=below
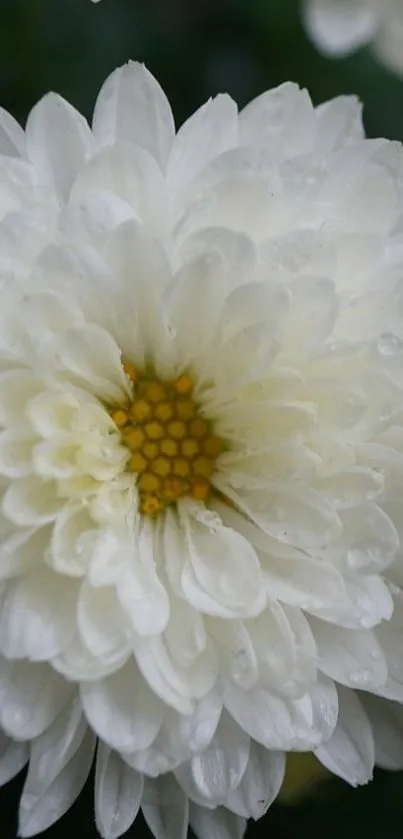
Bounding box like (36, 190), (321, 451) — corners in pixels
(1, 0), (403, 836)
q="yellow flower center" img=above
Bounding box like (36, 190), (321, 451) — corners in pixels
(110, 363), (226, 517)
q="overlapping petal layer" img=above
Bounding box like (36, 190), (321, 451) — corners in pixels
(1, 62), (403, 838)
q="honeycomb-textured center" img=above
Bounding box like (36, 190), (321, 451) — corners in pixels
(111, 365), (225, 516)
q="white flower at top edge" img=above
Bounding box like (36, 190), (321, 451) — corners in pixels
(1, 61), (403, 838)
(303, 0), (403, 77)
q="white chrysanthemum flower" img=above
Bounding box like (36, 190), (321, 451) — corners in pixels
(303, 0), (403, 76)
(1, 61), (403, 838)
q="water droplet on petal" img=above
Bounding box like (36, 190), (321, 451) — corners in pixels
(348, 668), (372, 686)
(370, 648), (382, 661)
(377, 333), (402, 357)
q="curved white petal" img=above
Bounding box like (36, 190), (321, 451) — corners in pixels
(174, 713), (250, 808)
(24, 697), (87, 794)
(26, 93), (94, 200)
(315, 686), (374, 786)
(116, 520), (170, 638)
(2, 476), (62, 526)
(311, 617), (388, 690)
(0, 569), (77, 660)
(224, 675), (338, 751)
(50, 504), (98, 577)
(225, 744), (285, 820)
(179, 501), (265, 619)
(53, 632), (129, 682)
(361, 694), (403, 771)
(19, 729), (95, 837)
(142, 775), (189, 839)
(80, 660), (164, 753)
(93, 62), (175, 169)
(189, 803), (246, 839)
(240, 82), (315, 159)
(0, 525), (50, 581)
(95, 744), (143, 839)
(0, 730), (28, 785)
(77, 581), (131, 660)
(0, 658), (73, 740)
(0, 106), (26, 157)
(168, 94), (238, 198)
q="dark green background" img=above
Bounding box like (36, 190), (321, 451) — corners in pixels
(1, 0), (403, 836)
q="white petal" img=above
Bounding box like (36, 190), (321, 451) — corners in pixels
(217, 443), (317, 486)
(60, 190), (137, 245)
(71, 144), (168, 240)
(57, 323), (128, 402)
(77, 582), (131, 661)
(312, 468), (384, 509)
(303, 0), (378, 55)
(164, 253), (228, 364)
(0, 370), (43, 426)
(179, 501), (265, 619)
(116, 520), (170, 638)
(168, 94), (238, 197)
(315, 686), (374, 786)
(9, 290), (85, 353)
(0, 106), (26, 157)
(376, 620), (403, 687)
(80, 660), (164, 752)
(0, 658), (73, 739)
(19, 730), (95, 837)
(216, 483), (341, 550)
(189, 804), (246, 839)
(336, 503), (399, 574)
(339, 575), (394, 630)
(53, 632), (129, 682)
(0, 731), (28, 785)
(175, 713), (250, 808)
(2, 476), (62, 526)
(50, 504), (97, 577)
(361, 694), (403, 770)
(86, 527), (128, 588)
(310, 618), (388, 690)
(26, 93), (94, 200)
(208, 619), (258, 690)
(93, 62), (175, 169)
(0, 429), (37, 477)
(246, 604), (300, 695)
(134, 635), (196, 715)
(24, 697), (87, 794)
(214, 399), (317, 444)
(0, 569), (77, 661)
(282, 277), (338, 359)
(164, 595), (206, 668)
(315, 96), (364, 157)
(240, 82), (315, 158)
(103, 221), (173, 371)
(142, 775), (189, 839)
(125, 692), (222, 777)
(224, 676), (338, 751)
(226, 745), (285, 819)
(95, 744), (143, 839)
(261, 552), (348, 615)
(26, 389), (86, 439)
(0, 525), (50, 581)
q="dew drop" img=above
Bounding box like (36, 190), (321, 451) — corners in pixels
(377, 333), (402, 357)
(348, 668), (372, 686)
(370, 648), (382, 661)
(347, 546), (368, 570)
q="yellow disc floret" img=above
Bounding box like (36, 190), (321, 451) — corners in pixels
(110, 367), (226, 516)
